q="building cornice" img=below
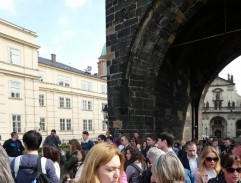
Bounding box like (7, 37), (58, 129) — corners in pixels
(0, 61), (39, 79)
(39, 84), (107, 100)
(0, 32), (40, 49)
(0, 18), (37, 37)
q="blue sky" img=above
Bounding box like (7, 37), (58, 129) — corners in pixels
(0, 0), (105, 74)
(219, 57), (241, 95)
(0, 0), (240, 95)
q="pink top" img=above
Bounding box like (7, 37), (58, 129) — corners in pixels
(120, 171), (128, 183)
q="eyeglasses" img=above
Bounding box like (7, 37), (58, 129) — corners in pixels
(205, 157), (219, 162)
(226, 167), (241, 173)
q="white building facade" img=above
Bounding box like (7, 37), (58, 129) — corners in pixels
(201, 76), (241, 139)
(0, 19), (107, 145)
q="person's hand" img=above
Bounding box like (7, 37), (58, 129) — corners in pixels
(61, 149), (66, 156)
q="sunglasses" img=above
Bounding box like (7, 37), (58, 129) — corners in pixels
(226, 167), (241, 173)
(205, 157), (219, 162)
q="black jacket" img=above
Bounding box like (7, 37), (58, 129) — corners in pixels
(208, 173), (241, 183)
(180, 155), (199, 172)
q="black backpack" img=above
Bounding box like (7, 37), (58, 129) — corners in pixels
(14, 156), (51, 183)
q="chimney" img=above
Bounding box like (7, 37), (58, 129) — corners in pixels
(51, 54), (56, 62)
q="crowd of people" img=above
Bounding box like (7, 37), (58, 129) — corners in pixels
(1, 129), (241, 183)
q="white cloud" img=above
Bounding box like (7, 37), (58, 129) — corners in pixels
(0, 0), (16, 15)
(65, 0), (88, 9)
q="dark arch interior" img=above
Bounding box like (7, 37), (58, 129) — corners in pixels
(152, 0), (241, 139)
(106, 0), (241, 140)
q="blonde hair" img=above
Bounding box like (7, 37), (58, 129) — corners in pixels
(0, 146), (15, 183)
(152, 151), (185, 183)
(76, 142), (125, 183)
(199, 146), (221, 174)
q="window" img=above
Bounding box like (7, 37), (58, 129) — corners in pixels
(102, 103), (107, 110)
(83, 119), (92, 130)
(39, 71), (44, 82)
(82, 100), (92, 110)
(102, 121), (107, 131)
(59, 97), (64, 108)
(66, 119), (71, 130)
(60, 118), (71, 131)
(40, 118), (45, 131)
(39, 94), (44, 106)
(58, 75), (70, 87)
(60, 119), (65, 130)
(10, 82), (20, 98)
(66, 98), (71, 108)
(101, 85), (107, 94)
(10, 48), (20, 65)
(59, 97), (71, 108)
(12, 115), (21, 132)
(81, 81), (92, 91)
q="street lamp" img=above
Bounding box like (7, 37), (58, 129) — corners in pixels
(205, 126), (208, 139)
(102, 104), (109, 129)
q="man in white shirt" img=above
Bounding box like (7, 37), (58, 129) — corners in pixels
(180, 141), (199, 174)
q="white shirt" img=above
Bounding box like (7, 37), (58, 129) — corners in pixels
(187, 155), (198, 173)
(53, 161), (60, 179)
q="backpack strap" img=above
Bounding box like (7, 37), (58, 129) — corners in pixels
(131, 163), (142, 173)
(14, 155), (22, 178)
(37, 157), (47, 174)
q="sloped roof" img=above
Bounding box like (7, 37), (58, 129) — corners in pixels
(38, 57), (98, 78)
(211, 76), (235, 86)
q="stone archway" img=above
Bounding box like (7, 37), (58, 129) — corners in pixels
(106, 0), (241, 140)
(236, 120), (241, 137)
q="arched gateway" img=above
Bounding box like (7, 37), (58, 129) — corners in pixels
(106, 0), (241, 140)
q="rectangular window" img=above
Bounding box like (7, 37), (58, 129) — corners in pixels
(83, 119), (92, 130)
(39, 94), (44, 106)
(101, 85), (107, 94)
(10, 82), (20, 98)
(66, 98), (71, 108)
(83, 120), (87, 130)
(60, 119), (65, 131)
(12, 115), (21, 132)
(60, 118), (71, 131)
(59, 97), (64, 108)
(66, 119), (71, 130)
(58, 75), (70, 87)
(82, 100), (92, 110)
(102, 121), (107, 131)
(10, 48), (20, 65)
(40, 118), (45, 131)
(81, 81), (92, 91)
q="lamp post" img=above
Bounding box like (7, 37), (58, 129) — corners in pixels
(102, 104), (109, 129)
(205, 126), (208, 139)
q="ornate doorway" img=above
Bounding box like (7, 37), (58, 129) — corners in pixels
(214, 129), (222, 139)
(236, 120), (241, 137)
(210, 116), (227, 139)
